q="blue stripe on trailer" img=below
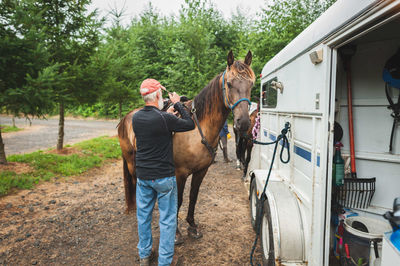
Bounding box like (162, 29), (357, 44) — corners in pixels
(294, 145), (312, 162)
(267, 132), (319, 167)
(264, 129), (268, 137)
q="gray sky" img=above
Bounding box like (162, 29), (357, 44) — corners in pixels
(89, 0), (266, 25)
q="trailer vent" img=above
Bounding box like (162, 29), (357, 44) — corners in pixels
(334, 178), (376, 209)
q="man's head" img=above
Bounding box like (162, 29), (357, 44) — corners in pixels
(140, 79), (165, 109)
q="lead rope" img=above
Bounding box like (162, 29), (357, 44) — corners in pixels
(250, 122), (291, 266)
(191, 100), (216, 162)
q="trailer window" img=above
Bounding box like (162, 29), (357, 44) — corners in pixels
(262, 78), (277, 108)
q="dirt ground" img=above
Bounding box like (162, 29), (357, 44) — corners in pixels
(0, 140), (264, 265)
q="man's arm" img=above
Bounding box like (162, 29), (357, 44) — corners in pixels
(165, 102), (195, 132)
(164, 92), (194, 132)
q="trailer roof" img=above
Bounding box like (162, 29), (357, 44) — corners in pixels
(261, 0), (378, 78)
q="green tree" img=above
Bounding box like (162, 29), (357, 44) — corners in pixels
(0, 0), (55, 164)
(166, 0), (233, 97)
(32, 0), (103, 150)
(78, 0), (256, 116)
(98, 25), (137, 119)
(128, 5), (171, 86)
(62, 0), (337, 119)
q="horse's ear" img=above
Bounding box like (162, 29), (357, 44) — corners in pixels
(244, 50), (252, 66)
(227, 50), (234, 68)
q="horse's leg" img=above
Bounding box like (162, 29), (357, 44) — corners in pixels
(243, 142), (253, 179)
(186, 168), (208, 239)
(239, 137), (246, 167)
(175, 174), (187, 245)
(234, 129), (241, 169)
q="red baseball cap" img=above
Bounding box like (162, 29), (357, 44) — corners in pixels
(139, 79), (166, 96)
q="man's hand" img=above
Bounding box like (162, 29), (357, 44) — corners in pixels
(166, 105), (178, 116)
(169, 92), (180, 104)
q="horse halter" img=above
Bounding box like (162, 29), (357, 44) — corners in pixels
(222, 70), (251, 110)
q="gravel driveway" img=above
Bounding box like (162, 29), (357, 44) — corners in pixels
(0, 116), (118, 155)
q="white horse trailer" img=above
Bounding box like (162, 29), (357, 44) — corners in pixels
(247, 0), (400, 265)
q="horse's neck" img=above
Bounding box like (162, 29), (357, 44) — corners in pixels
(201, 110), (229, 138)
(199, 80), (230, 144)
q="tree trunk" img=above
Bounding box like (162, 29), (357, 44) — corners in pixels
(119, 102), (122, 120)
(57, 102), (65, 150)
(0, 128), (7, 164)
(12, 117), (16, 127)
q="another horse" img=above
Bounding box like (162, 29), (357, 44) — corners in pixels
(234, 107), (259, 178)
(117, 50), (255, 242)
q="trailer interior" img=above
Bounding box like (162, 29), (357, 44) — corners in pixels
(330, 16), (400, 265)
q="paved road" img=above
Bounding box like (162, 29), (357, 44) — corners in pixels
(0, 116), (118, 155)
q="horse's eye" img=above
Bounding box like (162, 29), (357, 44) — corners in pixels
(227, 82), (232, 89)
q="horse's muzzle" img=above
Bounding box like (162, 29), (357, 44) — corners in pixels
(234, 117), (250, 136)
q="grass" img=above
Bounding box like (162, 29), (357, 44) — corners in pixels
(0, 136), (121, 196)
(0, 124), (22, 133)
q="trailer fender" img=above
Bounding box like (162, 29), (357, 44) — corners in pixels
(252, 169), (306, 264)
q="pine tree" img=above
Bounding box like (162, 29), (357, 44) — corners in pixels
(32, 0), (103, 150)
(0, 0), (53, 164)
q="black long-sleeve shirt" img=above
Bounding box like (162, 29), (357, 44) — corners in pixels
(132, 102), (195, 180)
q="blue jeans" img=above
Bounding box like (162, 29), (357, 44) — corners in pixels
(136, 176), (177, 266)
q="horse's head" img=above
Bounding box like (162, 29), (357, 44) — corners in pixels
(223, 50), (255, 136)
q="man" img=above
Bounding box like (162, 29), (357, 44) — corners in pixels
(219, 121), (232, 163)
(132, 78), (195, 266)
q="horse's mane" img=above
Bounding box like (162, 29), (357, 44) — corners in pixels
(193, 73), (224, 121)
(194, 60), (255, 121)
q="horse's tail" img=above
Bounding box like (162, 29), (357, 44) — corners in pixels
(123, 155), (136, 214)
(117, 109), (138, 214)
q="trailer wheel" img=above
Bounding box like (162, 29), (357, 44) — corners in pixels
(261, 198), (275, 266)
(250, 178), (257, 230)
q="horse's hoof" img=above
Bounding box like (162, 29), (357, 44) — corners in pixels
(175, 237), (184, 245)
(187, 226), (203, 239)
(125, 207), (136, 215)
(175, 231), (184, 245)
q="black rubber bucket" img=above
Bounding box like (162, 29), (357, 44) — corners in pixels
(343, 216), (391, 265)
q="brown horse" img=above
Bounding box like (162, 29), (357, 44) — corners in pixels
(117, 50), (255, 242)
(234, 106), (259, 178)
